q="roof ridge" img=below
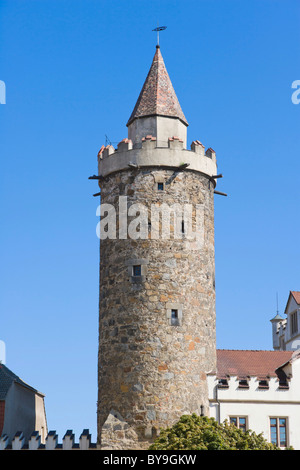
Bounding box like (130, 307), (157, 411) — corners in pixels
(217, 349), (290, 352)
(0, 363), (38, 396)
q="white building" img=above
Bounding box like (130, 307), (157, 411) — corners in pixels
(208, 349), (300, 449)
(271, 291), (300, 351)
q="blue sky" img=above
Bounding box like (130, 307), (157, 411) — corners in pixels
(0, 0), (299, 442)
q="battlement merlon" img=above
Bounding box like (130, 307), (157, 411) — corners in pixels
(97, 136), (217, 179)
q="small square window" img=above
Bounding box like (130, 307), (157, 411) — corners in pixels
(171, 309), (180, 326)
(157, 182), (164, 191)
(133, 265), (141, 276)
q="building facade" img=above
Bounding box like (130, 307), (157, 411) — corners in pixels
(208, 349), (300, 449)
(0, 363), (47, 445)
(96, 45), (219, 449)
(271, 291), (300, 351)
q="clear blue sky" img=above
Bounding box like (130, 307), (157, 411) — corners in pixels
(0, 0), (299, 442)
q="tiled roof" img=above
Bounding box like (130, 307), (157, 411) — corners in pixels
(291, 291), (300, 304)
(284, 290), (300, 314)
(127, 46), (188, 127)
(216, 349), (293, 378)
(0, 364), (38, 399)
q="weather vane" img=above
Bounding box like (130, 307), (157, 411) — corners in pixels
(152, 24), (167, 46)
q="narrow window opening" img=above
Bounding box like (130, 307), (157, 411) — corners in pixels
(171, 309), (180, 326)
(133, 265), (141, 276)
(278, 378), (289, 389)
(181, 221), (185, 233)
(291, 311), (298, 335)
(157, 182), (164, 191)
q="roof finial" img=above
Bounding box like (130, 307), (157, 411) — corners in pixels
(152, 23), (167, 47)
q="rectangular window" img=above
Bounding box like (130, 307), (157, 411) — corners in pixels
(157, 182), (164, 191)
(171, 309), (180, 326)
(133, 265), (141, 276)
(291, 311), (298, 335)
(270, 418), (287, 447)
(230, 416), (247, 431)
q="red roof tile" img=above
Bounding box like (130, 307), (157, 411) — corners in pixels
(127, 46), (188, 127)
(216, 349), (293, 378)
(284, 290), (300, 314)
(291, 291), (300, 304)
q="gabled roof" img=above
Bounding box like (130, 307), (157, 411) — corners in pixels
(284, 291), (300, 314)
(0, 364), (40, 400)
(127, 46), (188, 127)
(216, 349), (293, 378)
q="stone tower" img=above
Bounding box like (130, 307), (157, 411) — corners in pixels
(96, 45), (218, 449)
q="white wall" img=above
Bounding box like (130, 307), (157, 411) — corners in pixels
(208, 363), (300, 450)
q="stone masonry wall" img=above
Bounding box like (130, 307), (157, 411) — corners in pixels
(97, 164), (216, 449)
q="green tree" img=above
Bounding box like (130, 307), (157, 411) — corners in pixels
(149, 414), (284, 450)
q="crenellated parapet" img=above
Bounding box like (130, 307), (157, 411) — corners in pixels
(0, 429), (97, 450)
(205, 147), (216, 163)
(98, 144), (115, 161)
(141, 135), (157, 150)
(117, 138), (133, 152)
(97, 135), (218, 180)
(191, 140), (205, 156)
(168, 136), (184, 150)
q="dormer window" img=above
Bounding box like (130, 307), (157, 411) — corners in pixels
(258, 379), (269, 389)
(278, 378), (289, 390)
(218, 378), (229, 389)
(238, 378), (249, 389)
(277, 370), (289, 389)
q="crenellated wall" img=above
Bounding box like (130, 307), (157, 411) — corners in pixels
(97, 136), (217, 181)
(0, 429), (97, 450)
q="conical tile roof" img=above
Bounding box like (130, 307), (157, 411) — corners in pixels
(127, 46), (188, 127)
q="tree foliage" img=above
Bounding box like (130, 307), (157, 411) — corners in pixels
(149, 414), (283, 450)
